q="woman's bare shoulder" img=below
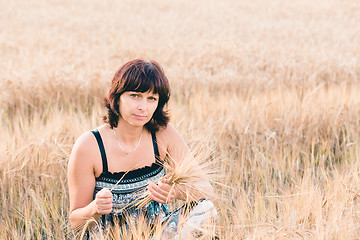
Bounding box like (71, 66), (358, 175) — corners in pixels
(73, 131), (97, 152)
(69, 129), (100, 169)
(156, 123), (188, 150)
(156, 123), (181, 139)
(72, 125), (108, 152)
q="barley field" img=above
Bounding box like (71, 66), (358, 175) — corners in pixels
(1, 0), (360, 239)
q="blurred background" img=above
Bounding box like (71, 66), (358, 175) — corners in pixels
(1, 0), (360, 239)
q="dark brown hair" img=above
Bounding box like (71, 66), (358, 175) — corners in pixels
(103, 59), (170, 132)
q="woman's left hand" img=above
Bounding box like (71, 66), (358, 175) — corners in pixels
(147, 179), (177, 204)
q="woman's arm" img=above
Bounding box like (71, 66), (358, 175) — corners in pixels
(67, 132), (113, 230)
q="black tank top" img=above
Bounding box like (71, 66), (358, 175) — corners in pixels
(90, 129), (169, 228)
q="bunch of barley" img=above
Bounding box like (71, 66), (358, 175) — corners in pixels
(135, 144), (219, 209)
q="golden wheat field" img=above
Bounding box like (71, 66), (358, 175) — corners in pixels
(1, 0), (360, 239)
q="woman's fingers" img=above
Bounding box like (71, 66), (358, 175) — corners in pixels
(97, 188), (112, 198)
(148, 181), (167, 196)
(148, 180), (176, 203)
(158, 181), (177, 200)
(150, 180), (175, 195)
(95, 188), (113, 214)
(96, 204), (112, 215)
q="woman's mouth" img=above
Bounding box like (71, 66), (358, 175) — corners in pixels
(133, 114), (147, 120)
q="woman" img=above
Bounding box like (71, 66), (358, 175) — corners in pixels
(67, 59), (217, 238)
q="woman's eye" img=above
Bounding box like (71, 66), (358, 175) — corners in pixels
(130, 94), (138, 98)
(149, 97), (157, 101)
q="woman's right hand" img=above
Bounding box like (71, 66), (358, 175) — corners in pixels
(94, 188), (113, 215)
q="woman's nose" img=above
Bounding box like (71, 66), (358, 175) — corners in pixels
(138, 99), (147, 110)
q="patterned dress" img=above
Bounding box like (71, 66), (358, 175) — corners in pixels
(90, 129), (217, 239)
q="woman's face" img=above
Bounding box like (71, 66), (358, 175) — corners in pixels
(118, 90), (159, 128)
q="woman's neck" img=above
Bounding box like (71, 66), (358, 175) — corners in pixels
(114, 120), (144, 145)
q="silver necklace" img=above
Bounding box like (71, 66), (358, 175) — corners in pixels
(113, 128), (142, 154)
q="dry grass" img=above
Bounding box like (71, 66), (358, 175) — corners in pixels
(1, 0), (360, 239)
